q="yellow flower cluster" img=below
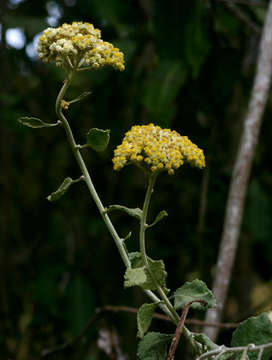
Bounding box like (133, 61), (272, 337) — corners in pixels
(37, 22), (125, 71)
(113, 124), (205, 175)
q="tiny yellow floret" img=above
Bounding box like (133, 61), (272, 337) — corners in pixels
(112, 124), (205, 175)
(37, 21), (125, 71)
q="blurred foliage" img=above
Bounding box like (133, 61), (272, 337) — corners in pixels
(0, 0), (272, 359)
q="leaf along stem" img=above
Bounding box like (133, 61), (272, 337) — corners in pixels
(55, 69), (204, 356)
(139, 174), (201, 354)
(55, 70), (131, 268)
(55, 70), (178, 326)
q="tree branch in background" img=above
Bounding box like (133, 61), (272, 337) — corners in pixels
(223, 2), (262, 34)
(41, 305), (238, 357)
(204, 0), (272, 341)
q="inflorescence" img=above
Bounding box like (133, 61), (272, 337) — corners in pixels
(37, 22), (125, 71)
(113, 124), (205, 175)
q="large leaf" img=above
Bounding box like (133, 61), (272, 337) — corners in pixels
(47, 177), (74, 202)
(86, 128), (110, 152)
(137, 303), (158, 339)
(18, 116), (59, 128)
(127, 252), (167, 291)
(174, 279), (216, 311)
(137, 332), (172, 360)
(231, 313), (272, 360)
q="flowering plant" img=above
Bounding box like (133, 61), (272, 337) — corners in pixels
(18, 22), (272, 359)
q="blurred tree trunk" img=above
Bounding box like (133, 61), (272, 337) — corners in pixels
(204, 0), (272, 341)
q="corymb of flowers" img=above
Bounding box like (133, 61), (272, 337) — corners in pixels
(37, 21), (125, 71)
(113, 124), (205, 175)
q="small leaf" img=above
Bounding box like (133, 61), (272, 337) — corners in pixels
(148, 210), (168, 228)
(123, 231), (132, 241)
(124, 267), (147, 288)
(107, 205), (142, 220)
(18, 116), (59, 128)
(174, 279), (216, 311)
(86, 128), (110, 152)
(128, 252), (167, 291)
(231, 313), (272, 360)
(69, 91), (92, 104)
(47, 177), (74, 202)
(193, 333), (219, 352)
(137, 303), (158, 338)
(137, 332), (172, 360)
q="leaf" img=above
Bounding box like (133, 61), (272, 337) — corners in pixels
(123, 231), (132, 241)
(86, 128), (110, 152)
(148, 210), (168, 228)
(128, 252), (167, 291)
(193, 333), (219, 352)
(137, 332), (172, 360)
(47, 177), (74, 202)
(18, 116), (59, 128)
(137, 303), (158, 339)
(231, 313), (272, 360)
(174, 279), (216, 311)
(124, 267), (147, 288)
(107, 205), (142, 220)
(69, 91), (92, 104)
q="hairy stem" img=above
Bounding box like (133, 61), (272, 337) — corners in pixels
(139, 174), (201, 354)
(55, 70), (180, 327)
(56, 70), (131, 268)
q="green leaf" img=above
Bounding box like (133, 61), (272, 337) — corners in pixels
(18, 116), (59, 128)
(124, 267), (147, 288)
(123, 231), (132, 241)
(231, 313), (272, 360)
(193, 333), (219, 352)
(86, 128), (110, 152)
(137, 332), (172, 360)
(127, 252), (167, 291)
(137, 303), (158, 339)
(148, 210), (168, 228)
(174, 279), (216, 311)
(47, 177), (74, 202)
(107, 205), (142, 220)
(69, 91), (92, 104)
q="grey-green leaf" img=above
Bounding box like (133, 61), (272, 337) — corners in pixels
(86, 128), (110, 152)
(124, 267), (147, 288)
(128, 252), (167, 291)
(137, 303), (158, 339)
(231, 313), (272, 360)
(47, 177), (74, 202)
(70, 91), (92, 104)
(107, 205), (142, 220)
(174, 279), (216, 311)
(148, 210), (168, 228)
(193, 333), (219, 352)
(18, 116), (59, 128)
(137, 332), (172, 360)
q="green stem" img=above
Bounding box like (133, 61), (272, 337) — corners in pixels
(140, 174), (201, 353)
(56, 70), (201, 354)
(56, 70), (130, 268)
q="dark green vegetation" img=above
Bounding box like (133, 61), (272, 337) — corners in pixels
(1, 0), (272, 359)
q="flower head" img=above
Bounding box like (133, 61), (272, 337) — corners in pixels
(112, 124), (205, 175)
(37, 22), (125, 71)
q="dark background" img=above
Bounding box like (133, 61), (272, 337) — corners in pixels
(1, 0), (272, 359)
